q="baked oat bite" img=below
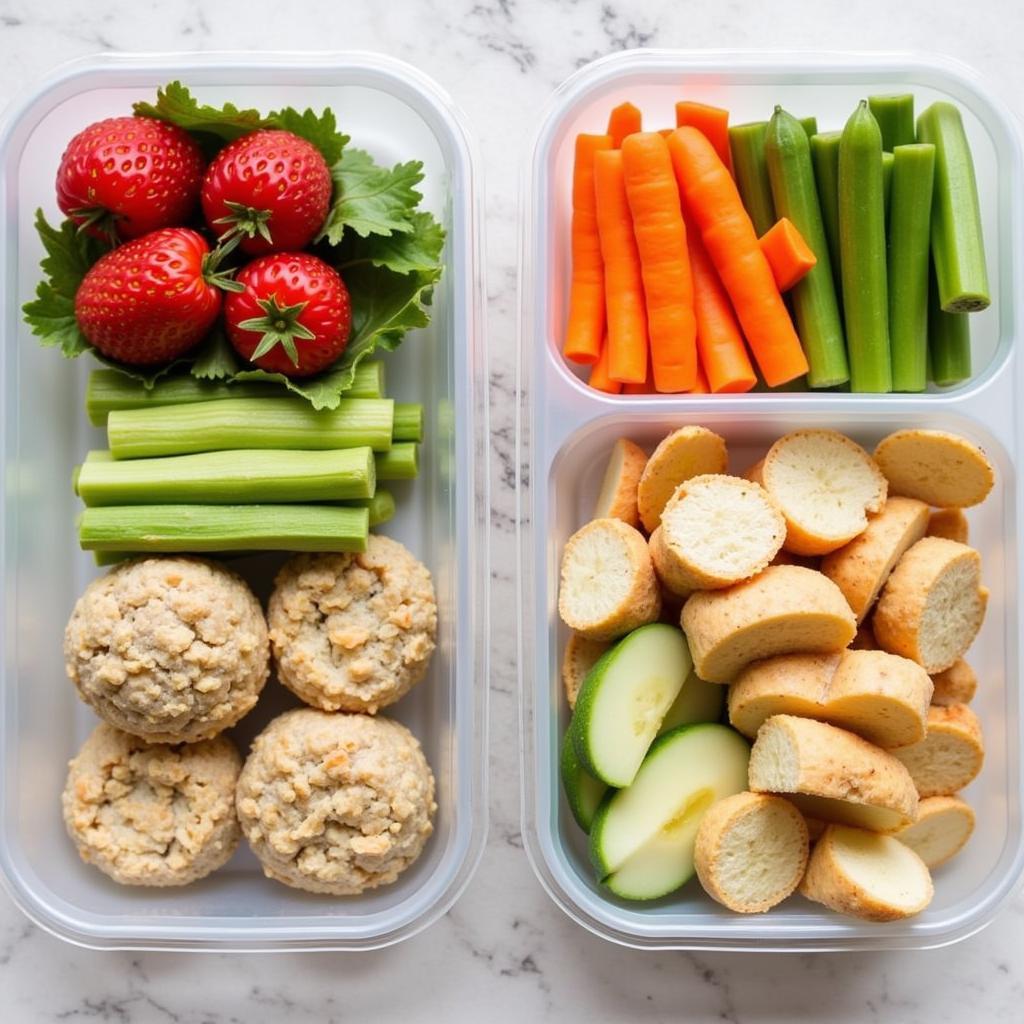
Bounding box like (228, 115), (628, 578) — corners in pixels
(268, 536), (437, 714)
(236, 708), (437, 896)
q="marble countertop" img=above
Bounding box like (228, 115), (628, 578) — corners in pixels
(2, 0), (1024, 1019)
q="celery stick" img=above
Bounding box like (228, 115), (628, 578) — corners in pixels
(810, 131), (843, 301)
(375, 443), (419, 481)
(77, 447), (375, 507)
(728, 121), (776, 238)
(86, 362), (386, 426)
(108, 398), (394, 459)
(928, 265), (972, 386)
(79, 505), (369, 553)
(868, 94), (915, 151)
(393, 403), (424, 443)
(346, 490), (396, 527)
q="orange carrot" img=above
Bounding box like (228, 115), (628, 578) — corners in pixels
(759, 217), (818, 291)
(691, 362), (711, 393)
(564, 133), (613, 364)
(622, 354), (653, 393)
(607, 102), (642, 147)
(667, 127), (808, 387)
(587, 337), (622, 393)
(675, 101), (733, 174)
(684, 207), (758, 393)
(593, 150), (648, 384)
(657, 128), (674, 138)
(620, 132), (697, 393)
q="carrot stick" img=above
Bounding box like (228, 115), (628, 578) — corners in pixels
(667, 127), (809, 387)
(622, 354), (653, 393)
(593, 150), (648, 384)
(691, 361), (711, 393)
(684, 208), (758, 393)
(620, 132), (697, 393)
(607, 102), (642, 148)
(675, 101), (733, 174)
(759, 217), (818, 292)
(564, 133), (613, 364)
(587, 337), (622, 393)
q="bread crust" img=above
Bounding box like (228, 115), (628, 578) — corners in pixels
(891, 703), (984, 797)
(593, 438), (648, 527)
(637, 426), (728, 532)
(931, 659), (977, 706)
(875, 429), (994, 509)
(893, 795), (975, 868)
(927, 508), (969, 545)
(561, 632), (609, 709)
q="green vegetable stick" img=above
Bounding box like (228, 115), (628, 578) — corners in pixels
(868, 94), (916, 151)
(798, 116), (819, 139)
(85, 362), (386, 426)
(882, 151), (895, 214)
(765, 107), (849, 388)
(107, 398), (394, 459)
(79, 504), (369, 553)
(728, 122), (776, 238)
(839, 101), (892, 393)
(345, 489), (396, 527)
(888, 144), (936, 392)
(76, 447), (376, 507)
(393, 403), (424, 443)
(916, 101), (990, 312)
(810, 131), (844, 303)
(928, 264), (972, 386)
(375, 443), (419, 481)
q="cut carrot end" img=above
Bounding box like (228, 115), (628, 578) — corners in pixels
(607, 102), (643, 148)
(587, 338), (623, 393)
(759, 217), (818, 291)
(675, 101), (734, 174)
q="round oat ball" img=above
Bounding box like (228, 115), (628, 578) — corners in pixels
(62, 722), (242, 887)
(268, 537), (437, 714)
(236, 708), (437, 895)
(64, 557), (270, 743)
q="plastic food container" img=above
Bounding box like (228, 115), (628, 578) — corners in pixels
(518, 50), (1024, 951)
(0, 52), (488, 951)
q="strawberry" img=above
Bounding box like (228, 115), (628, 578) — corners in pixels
(75, 228), (232, 365)
(224, 253), (351, 377)
(56, 116), (205, 241)
(201, 130), (332, 255)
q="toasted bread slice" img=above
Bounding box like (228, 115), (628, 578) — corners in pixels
(637, 426), (728, 532)
(558, 518), (661, 641)
(874, 537), (987, 674)
(761, 430), (888, 556)
(694, 792), (809, 913)
(800, 825), (933, 921)
(821, 496), (930, 623)
(729, 648), (933, 748)
(748, 714), (918, 831)
(651, 475), (785, 592)
(931, 659), (977, 706)
(874, 429), (994, 509)
(891, 704), (984, 798)
(927, 508), (969, 545)
(682, 565), (856, 683)
(593, 438), (648, 527)
(892, 795), (975, 869)
(562, 633), (610, 709)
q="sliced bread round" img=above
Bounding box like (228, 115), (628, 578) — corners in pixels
(558, 518), (661, 640)
(873, 537), (987, 674)
(694, 792), (809, 913)
(748, 714), (919, 831)
(821, 496), (930, 623)
(593, 438), (648, 527)
(927, 508), (969, 545)
(893, 795), (975, 869)
(931, 659), (977, 707)
(891, 704), (984, 798)
(874, 429), (994, 509)
(800, 824), (934, 922)
(729, 648), (933, 748)
(651, 474), (785, 593)
(562, 632), (610, 709)
(681, 565), (856, 684)
(637, 426), (728, 533)
(761, 430), (888, 556)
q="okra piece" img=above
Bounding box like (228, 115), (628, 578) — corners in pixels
(728, 121), (776, 238)
(79, 504), (370, 554)
(107, 398), (394, 459)
(916, 101), (990, 312)
(765, 107), (849, 387)
(928, 265), (972, 386)
(888, 144), (936, 392)
(839, 101), (891, 392)
(375, 442), (419, 481)
(393, 402), (424, 443)
(810, 131), (844, 301)
(868, 94), (915, 151)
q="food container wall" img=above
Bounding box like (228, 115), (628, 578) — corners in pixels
(0, 51), (488, 951)
(517, 50), (1024, 951)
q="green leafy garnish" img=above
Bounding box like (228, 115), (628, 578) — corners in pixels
(334, 210), (446, 275)
(190, 325), (241, 381)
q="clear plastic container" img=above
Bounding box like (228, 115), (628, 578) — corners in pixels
(518, 50), (1024, 951)
(0, 52), (488, 951)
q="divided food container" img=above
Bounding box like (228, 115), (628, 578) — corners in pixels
(518, 51), (1024, 950)
(0, 52), (488, 950)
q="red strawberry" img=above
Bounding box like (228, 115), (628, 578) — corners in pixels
(56, 116), (205, 241)
(75, 228), (229, 365)
(224, 253), (351, 377)
(201, 130), (332, 255)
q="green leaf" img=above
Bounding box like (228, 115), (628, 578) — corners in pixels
(267, 106), (349, 167)
(318, 149), (424, 245)
(334, 210), (446, 275)
(191, 325), (241, 381)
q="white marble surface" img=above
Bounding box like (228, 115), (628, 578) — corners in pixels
(2, 0), (1024, 1020)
